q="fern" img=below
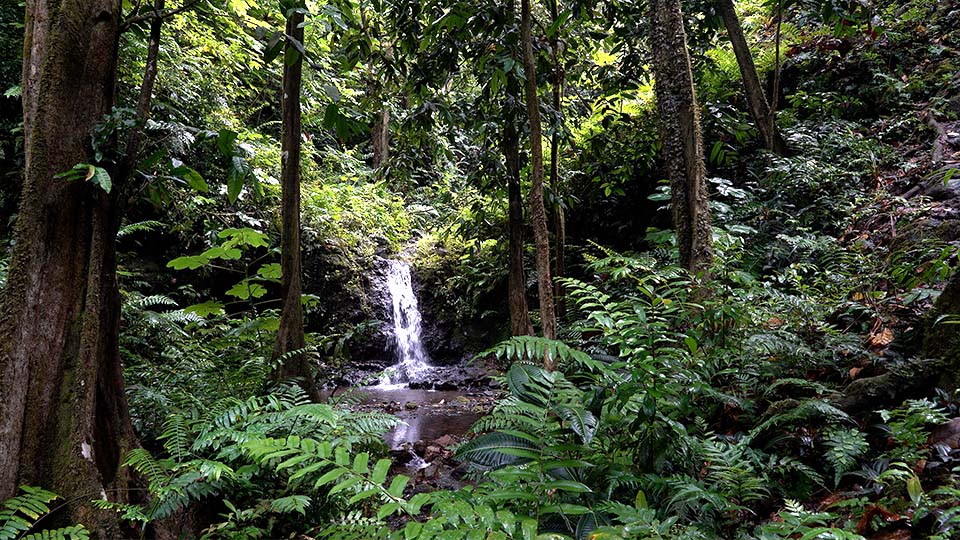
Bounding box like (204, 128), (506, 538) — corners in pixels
(0, 487), (88, 540)
(823, 428), (869, 486)
(160, 412), (191, 461)
(482, 336), (602, 373)
(117, 220), (164, 238)
(755, 499), (865, 540)
(749, 399), (853, 442)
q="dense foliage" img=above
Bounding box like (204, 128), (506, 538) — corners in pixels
(1, 0), (959, 538)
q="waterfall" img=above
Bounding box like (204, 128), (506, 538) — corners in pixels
(379, 260), (432, 386)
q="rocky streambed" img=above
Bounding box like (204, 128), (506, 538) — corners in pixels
(334, 386), (498, 490)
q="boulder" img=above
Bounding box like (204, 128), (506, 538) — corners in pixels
(929, 418), (960, 450)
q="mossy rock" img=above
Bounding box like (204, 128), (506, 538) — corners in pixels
(924, 269), (960, 389)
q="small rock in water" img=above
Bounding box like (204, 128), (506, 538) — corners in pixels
(413, 439), (428, 455)
(384, 400), (401, 413)
(423, 444), (443, 462)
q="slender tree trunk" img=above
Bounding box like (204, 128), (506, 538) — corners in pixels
(0, 1), (137, 534)
(272, 5), (319, 400)
(361, 5), (389, 169)
(717, 0), (787, 154)
(548, 0), (566, 315)
(521, 0), (557, 357)
(503, 98), (534, 337)
(649, 0), (714, 277)
(771, 0), (784, 114)
(372, 106), (390, 168)
(118, 0), (164, 184)
(503, 1), (533, 337)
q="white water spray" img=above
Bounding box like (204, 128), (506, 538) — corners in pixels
(379, 260), (432, 386)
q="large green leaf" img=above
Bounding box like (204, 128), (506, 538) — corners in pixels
(219, 227), (269, 248)
(167, 255), (210, 270)
(226, 281), (267, 300)
(456, 432), (539, 468)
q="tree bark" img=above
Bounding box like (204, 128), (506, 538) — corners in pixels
(521, 0), (557, 356)
(272, 5), (319, 400)
(548, 0), (566, 315)
(717, 0), (787, 154)
(0, 0), (137, 534)
(649, 0), (714, 277)
(502, 94), (534, 337)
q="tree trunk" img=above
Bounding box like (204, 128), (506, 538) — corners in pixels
(549, 0), (566, 315)
(272, 6), (319, 400)
(361, 5), (389, 169)
(0, 0), (137, 534)
(118, 0), (164, 184)
(717, 0), (787, 154)
(521, 0), (557, 357)
(503, 99), (534, 337)
(649, 0), (714, 277)
(372, 106), (390, 168)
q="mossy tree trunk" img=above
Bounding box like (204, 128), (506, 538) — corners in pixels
(717, 0), (787, 155)
(521, 0), (558, 356)
(0, 0), (137, 534)
(272, 2), (320, 400)
(649, 0), (714, 277)
(548, 0), (566, 315)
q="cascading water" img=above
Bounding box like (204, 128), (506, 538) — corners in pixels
(379, 260), (432, 387)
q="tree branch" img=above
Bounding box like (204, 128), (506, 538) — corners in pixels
(121, 0), (202, 31)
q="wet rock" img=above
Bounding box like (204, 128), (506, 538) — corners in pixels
(389, 447), (414, 466)
(432, 434), (458, 448)
(405, 366), (492, 391)
(423, 444), (443, 462)
(413, 439), (428, 455)
(415, 462), (442, 483)
(384, 401), (402, 413)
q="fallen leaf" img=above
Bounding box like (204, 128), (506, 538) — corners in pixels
(867, 327), (894, 348)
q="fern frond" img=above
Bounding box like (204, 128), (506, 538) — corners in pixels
(749, 399), (853, 442)
(0, 486), (60, 540)
(159, 413), (191, 462)
(117, 220), (164, 238)
(482, 336), (600, 372)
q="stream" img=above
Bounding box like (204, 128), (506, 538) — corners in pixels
(351, 387), (489, 447)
